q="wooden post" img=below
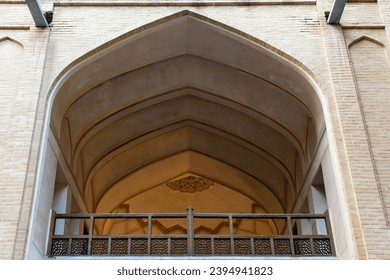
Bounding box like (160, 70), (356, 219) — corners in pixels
(87, 216), (94, 255)
(148, 214), (152, 255)
(287, 216), (295, 255)
(187, 206), (194, 255)
(229, 214), (234, 254)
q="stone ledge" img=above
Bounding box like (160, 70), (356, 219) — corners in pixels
(54, 0), (317, 7)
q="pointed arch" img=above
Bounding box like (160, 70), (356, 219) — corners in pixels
(348, 32), (390, 223)
(46, 10), (327, 218)
(0, 34), (24, 120)
(0, 36), (24, 48)
(349, 35), (385, 48)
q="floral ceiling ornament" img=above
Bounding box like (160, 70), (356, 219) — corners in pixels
(166, 176), (214, 193)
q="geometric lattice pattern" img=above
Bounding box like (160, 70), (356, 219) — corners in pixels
(130, 238), (148, 255)
(51, 238), (69, 256)
(50, 236), (334, 256)
(151, 238), (168, 255)
(111, 238), (128, 255)
(313, 238), (332, 256)
(194, 238), (212, 255)
(254, 238), (272, 255)
(70, 238), (88, 255)
(273, 239), (292, 255)
(214, 238), (231, 255)
(234, 238), (252, 255)
(91, 238), (108, 255)
(294, 239), (312, 255)
(170, 238), (188, 255)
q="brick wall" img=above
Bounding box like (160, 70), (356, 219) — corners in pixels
(1, 0), (389, 259)
(0, 3), (49, 259)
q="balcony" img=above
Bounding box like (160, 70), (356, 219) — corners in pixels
(48, 207), (335, 258)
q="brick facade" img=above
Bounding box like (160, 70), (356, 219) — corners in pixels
(1, 0), (389, 259)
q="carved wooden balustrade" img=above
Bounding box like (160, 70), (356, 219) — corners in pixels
(48, 207), (335, 257)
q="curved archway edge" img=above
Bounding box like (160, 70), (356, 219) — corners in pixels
(24, 10), (357, 260)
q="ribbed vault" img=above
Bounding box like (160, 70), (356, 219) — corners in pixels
(50, 11), (325, 229)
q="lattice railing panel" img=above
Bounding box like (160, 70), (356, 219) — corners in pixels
(313, 238), (332, 256)
(51, 238), (69, 256)
(171, 238), (188, 255)
(111, 238), (128, 255)
(214, 238), (231, 255)
(234, 238), (252, 255)
(48, 209), (335, 257)
(254, 238), (272, 255)
(70, 238), (88, 255)
(91, 238), (108, 255)
(194, 238), (212, 255)
(151, 238), (168, 255)
(294, 239), (312, 255)
(130, 238), (148, 255)
(273, 239), (292, 255)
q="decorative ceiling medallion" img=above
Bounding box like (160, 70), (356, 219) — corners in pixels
(166, 176), (213, 193)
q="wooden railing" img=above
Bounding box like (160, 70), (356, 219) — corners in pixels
(48, 207), (335, 257)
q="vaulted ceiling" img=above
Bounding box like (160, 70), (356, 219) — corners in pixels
(50, 11), (325, 216)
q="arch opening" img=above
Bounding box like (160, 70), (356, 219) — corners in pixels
(32, 11), (342, 258)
